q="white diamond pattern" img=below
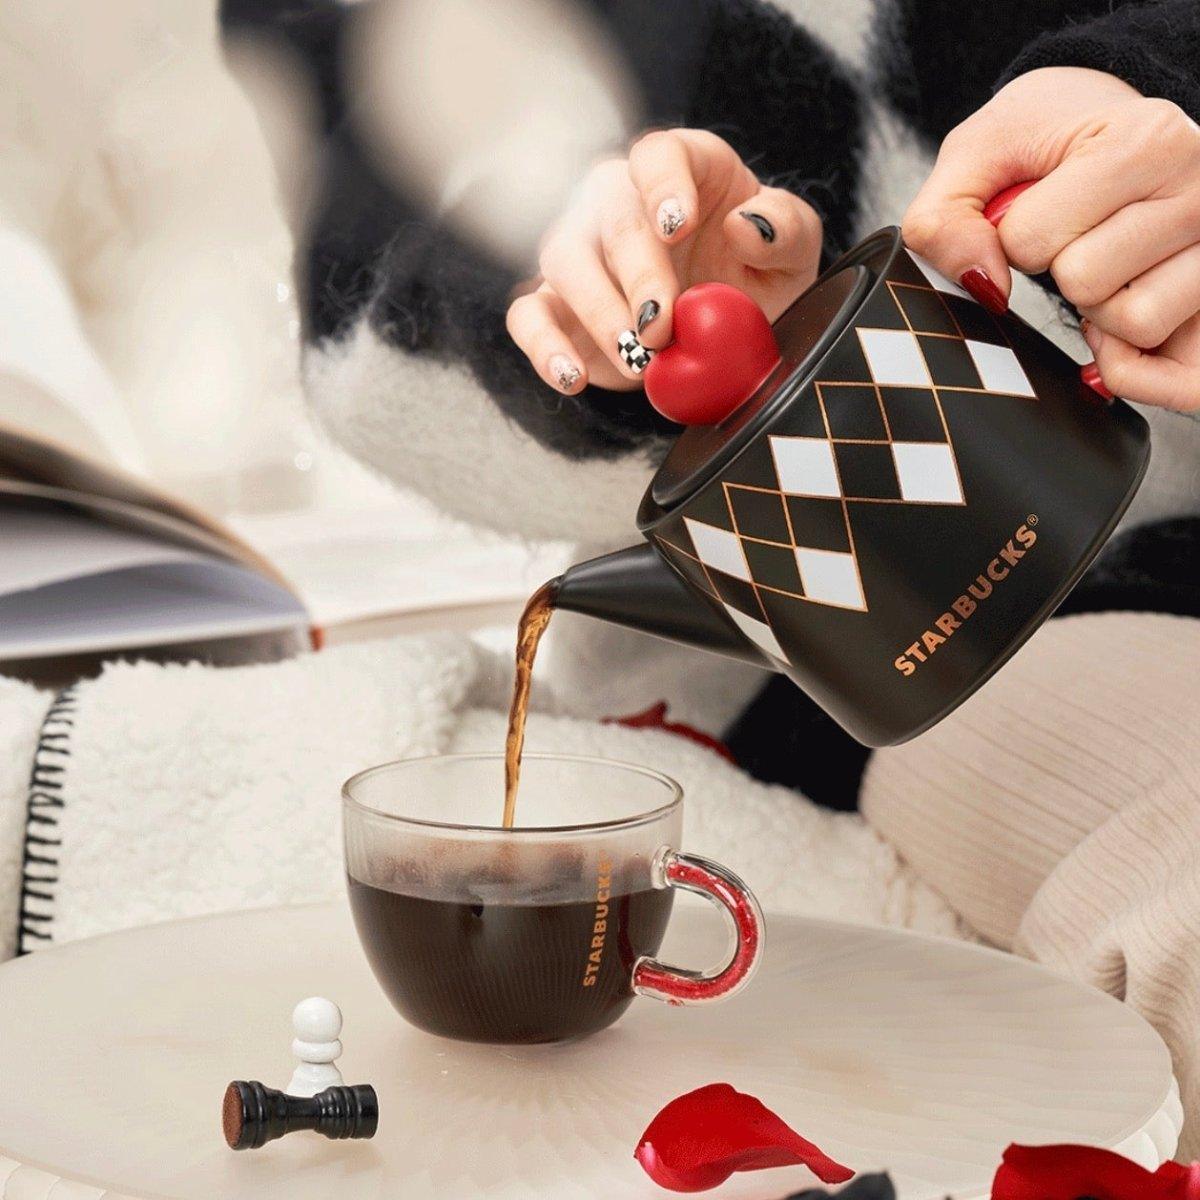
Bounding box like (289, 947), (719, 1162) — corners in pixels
(684, 519), (751, 581)
(858, 329), (933, 387)
(663, 260), (1042, 627)
(892, 442), (963, 504)
(770, 436), (842, 497)
(908, 250), (973, 299)
(966, 340), (1036, 397)
(724, 605), (788, 662)
(795, 548), (866, 611)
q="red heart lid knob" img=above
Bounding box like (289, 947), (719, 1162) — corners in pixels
(644, 283), (782, 426)
(645, 264), (867, 512)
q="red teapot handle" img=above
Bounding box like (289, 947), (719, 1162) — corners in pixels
(983, 180), (1037, 226)
(983, 178), (1116, 400)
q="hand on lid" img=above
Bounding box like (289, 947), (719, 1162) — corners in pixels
(507, 130), (820, 397)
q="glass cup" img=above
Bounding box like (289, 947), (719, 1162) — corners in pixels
(342, 753), (763, 1044)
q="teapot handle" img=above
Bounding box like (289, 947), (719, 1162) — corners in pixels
(982, 179), (1115, 400)
(983, 180), (1037, 227)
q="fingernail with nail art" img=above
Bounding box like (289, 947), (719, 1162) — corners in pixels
(617, 330), (652, 374)
(637, 299), (660, 334)
(657, 198), (686, 239)
(549, 354), (581, 392)
(739, 211), (776, 243)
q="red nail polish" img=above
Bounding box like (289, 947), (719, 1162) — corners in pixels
(960, 268), (1008, 316)
(1080, 362), (1114, 401)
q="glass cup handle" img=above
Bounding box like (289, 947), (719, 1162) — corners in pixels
(632, 848), (764, 1005)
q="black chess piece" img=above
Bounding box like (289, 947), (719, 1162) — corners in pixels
(222, 1080), (378, 1150)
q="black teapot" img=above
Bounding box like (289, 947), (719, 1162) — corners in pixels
(551, 223), (1150, 747)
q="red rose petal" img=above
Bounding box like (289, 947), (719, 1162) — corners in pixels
(634, 1082), (854, 1193)
(993, 1143), (1200, 1200)
(1159, 1160), (1200, 1197)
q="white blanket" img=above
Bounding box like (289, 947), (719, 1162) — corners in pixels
(0, 634), (966, 960)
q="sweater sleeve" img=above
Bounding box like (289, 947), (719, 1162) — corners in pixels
(223, 0), (864, 458)
(995, 0), (1200, 119)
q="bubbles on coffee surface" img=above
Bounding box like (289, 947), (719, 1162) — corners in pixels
(349, 840), (646, 906)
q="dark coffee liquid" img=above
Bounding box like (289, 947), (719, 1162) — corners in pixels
(502, 579), (557, 828)
(347, 875), (674, 1043)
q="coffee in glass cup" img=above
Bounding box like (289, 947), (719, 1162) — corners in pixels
(343, 753), (763, 1044)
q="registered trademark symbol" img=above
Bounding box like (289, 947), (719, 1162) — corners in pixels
(1027, 514), (1038, 525)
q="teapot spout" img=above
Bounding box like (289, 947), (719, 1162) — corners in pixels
(553, 544), (765, 667)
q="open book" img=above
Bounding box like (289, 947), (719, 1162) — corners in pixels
(0, 410), (569, 662)
(0, 243), (564, 661)
(0, 416), (315, 659)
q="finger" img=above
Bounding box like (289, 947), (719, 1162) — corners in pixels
(539, 233), (643, 378)
(1080, 241), (1200, 350)
(1083, 316), (1200, 412)
(721, 185), (823, 275)
(1001, 97), (1200, 279)
(997, 155), (1160, 279)
(506, 288), (588, 393)
(1051, 197), (1200, 312)
(629, 128), (752, 243)
(901, 130), (1014, 312)
(596, 182), (680, 349)
(628, 130), (700, 242)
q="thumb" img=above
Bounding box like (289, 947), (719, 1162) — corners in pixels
(902, 140), (1017, 315)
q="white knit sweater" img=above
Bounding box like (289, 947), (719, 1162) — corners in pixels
(864, 611), (1200, 1156)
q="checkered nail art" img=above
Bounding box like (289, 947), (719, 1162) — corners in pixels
(617, 330), (653, 374)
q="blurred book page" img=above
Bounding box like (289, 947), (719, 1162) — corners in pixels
(0, 502), (308, 658)
(0, 560), (307, 660)
(0, 423), (298, 589)
(0, 505), (214, 596)
(231, 502), (570, 628)
(0, 227), (145, 472)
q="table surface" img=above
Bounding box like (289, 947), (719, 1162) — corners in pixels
(0, 902), (1182, 1200)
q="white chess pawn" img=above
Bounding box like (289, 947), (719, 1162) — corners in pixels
(286, 997), (345, 1098)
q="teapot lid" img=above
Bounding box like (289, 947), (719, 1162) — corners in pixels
(642, 235), (892, 521)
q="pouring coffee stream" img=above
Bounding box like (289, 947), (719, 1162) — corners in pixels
(502, 579), (557, 828)
(500, 186), (1149, 779)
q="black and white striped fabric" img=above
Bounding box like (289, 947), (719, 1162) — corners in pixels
(17, 686), (76, 955)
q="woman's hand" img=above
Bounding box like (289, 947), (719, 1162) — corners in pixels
(507, 129), (823, 394)
(903, 67), (1200, 411)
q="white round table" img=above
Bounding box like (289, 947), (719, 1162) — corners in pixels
(0, 903), (1181, 1200)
